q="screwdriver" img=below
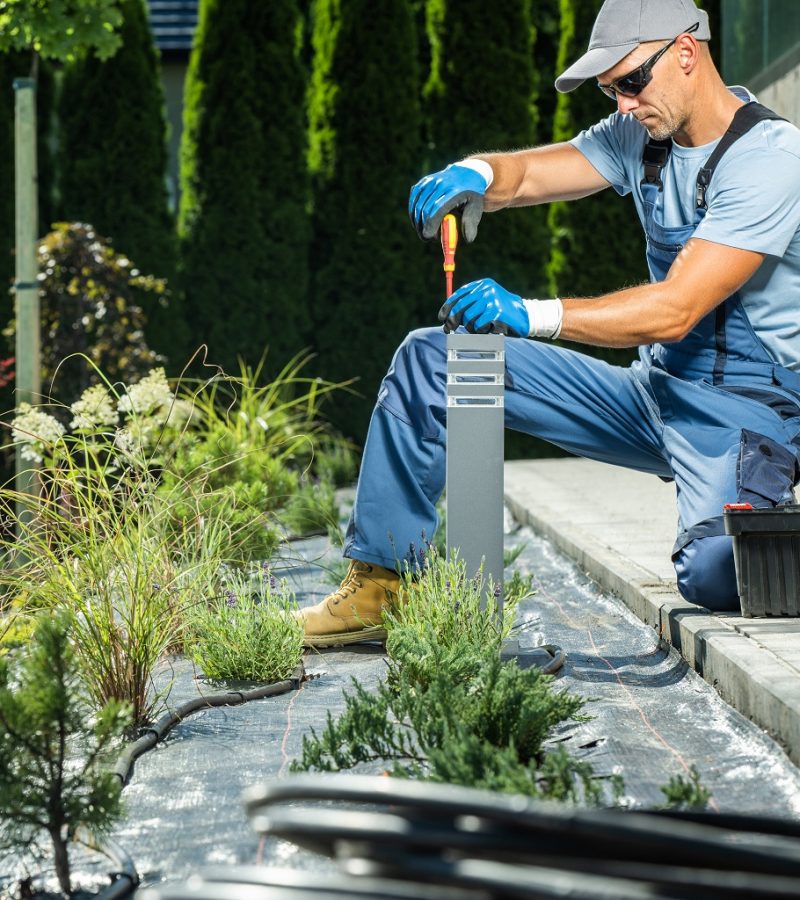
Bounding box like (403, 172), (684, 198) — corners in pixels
(440, 213), (458, 299)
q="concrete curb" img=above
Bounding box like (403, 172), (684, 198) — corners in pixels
(505, 464), (800, 766)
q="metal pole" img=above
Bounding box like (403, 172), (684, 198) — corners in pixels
(445, 332), (505, 607)
(14, 77), (40, 514)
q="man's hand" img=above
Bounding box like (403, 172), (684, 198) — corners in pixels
(439, 278), (529, 336)
(408, 163), (489, 242)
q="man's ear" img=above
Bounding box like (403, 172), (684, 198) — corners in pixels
(676, 33), (700, 73)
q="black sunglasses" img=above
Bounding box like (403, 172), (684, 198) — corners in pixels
(598, 21), (700, 100)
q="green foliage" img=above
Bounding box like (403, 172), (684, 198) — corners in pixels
(530, 0), (563, 159)
(294, 551), (609, 801)
(661, 765), (712, 810)
(1, 462), (226, 729)
(179, 0), (310, 379)
(424, 0), (550, 296)
(307, 0), (426, 441)
(0, 612), (129, 895)
(3, 369), (242, 728)
(57, 0), (182, 362)
(281, 476), (339, 538)
(293, 634), (600, 799)
(546, 0), (646, 366)
(157, 353), (350, 559)
(3, 222), (165, 407)
(391, 551), (520, 658)
(186, 564), (303, 683)
(0, 0), (124, 61)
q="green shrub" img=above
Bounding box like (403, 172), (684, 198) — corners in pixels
(307, 0), (426, 440)
(293, 551), (609, 801)
(3, 373), (234, 728)
(423, 0), (550, 296)
(3, 222), (166, 407)
(179, 0), (310, 377)
(186, 564), (303, 683)
(0, 612), (129, 896)
(281, 477), (338, 538)
(56, 0), (182, 362)
(158, 353), (350, 554)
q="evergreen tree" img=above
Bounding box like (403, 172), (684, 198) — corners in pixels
(546, 0), (647, 365)
(0, 612), (129, 896)
(424, 0), (550, 297)
(307, 0), (425, 441)
(179, 0), (310, 379)
(530, 0), (562, 162)
(56, 0), (182, 364)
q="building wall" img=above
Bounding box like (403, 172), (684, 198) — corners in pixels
(721, 0), (800, 123)
(754, 61), (800, 123)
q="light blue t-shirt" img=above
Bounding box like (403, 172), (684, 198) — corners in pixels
(571, 91), (800, 371)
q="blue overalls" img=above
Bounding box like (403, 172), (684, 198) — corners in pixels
(345, 103), (800, 611)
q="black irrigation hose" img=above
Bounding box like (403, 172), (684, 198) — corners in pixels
(65, 664), (306, 898)
(240, 774), (800, 899)
(114, 665), (306, 786)
(74, 828), (139, 899)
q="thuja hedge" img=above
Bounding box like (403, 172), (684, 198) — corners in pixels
(179, 0), (310, 380)
(57, 0), (182, 363)
(424, 0), (550, 298)
(307, 0), (427, 441)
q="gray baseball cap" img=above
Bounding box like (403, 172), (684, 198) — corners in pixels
(555, 0), (710, 93)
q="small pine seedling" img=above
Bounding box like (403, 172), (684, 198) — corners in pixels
(0, 612), (130, 896)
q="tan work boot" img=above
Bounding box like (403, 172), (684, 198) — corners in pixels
(298, 559), (401, 648)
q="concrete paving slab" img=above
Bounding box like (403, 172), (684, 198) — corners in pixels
(505, 457), (800, 766)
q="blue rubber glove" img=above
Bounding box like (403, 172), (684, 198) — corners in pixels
(408, 163), (488, 242)
(439, 278), (529, 337)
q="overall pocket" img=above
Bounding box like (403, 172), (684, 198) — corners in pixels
(737, 429), (799, 507)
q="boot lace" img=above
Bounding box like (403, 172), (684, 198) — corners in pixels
(330, 561), (372, 606)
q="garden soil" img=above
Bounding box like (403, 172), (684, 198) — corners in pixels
(3, 494), (800, 894)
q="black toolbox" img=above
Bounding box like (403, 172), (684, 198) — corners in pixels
(723, 504), (800, 617)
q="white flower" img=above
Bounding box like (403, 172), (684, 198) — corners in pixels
(113, 428), (135, 455)
(118, 368), (174, 419)
(11, 403), (66, 463)
(70, 384), (118, 431)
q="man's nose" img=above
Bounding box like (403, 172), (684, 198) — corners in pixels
(616, 93), (639, 115)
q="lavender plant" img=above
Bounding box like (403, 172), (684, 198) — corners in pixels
(186, 563), (303, 683)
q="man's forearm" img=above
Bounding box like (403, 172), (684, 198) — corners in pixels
(560, 282), (696, 348)
(472, 143), (610, 210)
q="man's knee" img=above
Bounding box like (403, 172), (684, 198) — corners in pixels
(377, 327), (446, 437)
(674, 534), (740, 611)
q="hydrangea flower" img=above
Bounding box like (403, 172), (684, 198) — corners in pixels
(11, 403), (66, 463)
(117, 368), (173, 419)
(70, 384), (118, 431)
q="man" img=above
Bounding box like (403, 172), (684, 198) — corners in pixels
(299, 0), (800, 646)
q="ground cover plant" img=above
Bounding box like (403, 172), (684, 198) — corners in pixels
(187, 563), (303, 683)
(295, 549), (711, 808)
(0, 612), (129, 896)
(294, 551), (617, 802)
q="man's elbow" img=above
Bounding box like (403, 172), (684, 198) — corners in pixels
(658, 297), (708, 343)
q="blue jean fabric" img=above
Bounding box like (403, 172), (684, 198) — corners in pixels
(343, 328), (800, 611)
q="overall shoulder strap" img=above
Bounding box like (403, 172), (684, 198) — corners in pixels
(640, 138), (671, 191)
(696, 101), (787, 209)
